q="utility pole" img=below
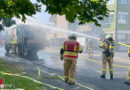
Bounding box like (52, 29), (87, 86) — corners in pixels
(115, 0), (119, 51)
(115, 0), (118, 42)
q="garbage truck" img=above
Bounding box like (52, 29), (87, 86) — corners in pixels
(5, 24), (47, 60)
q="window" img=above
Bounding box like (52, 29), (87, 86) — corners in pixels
(119, 0), (129, 4)
(117, 34), (126, 43)
(107, 0), (114, 5)
(118, 12), (128, 24)
(103, 13), (114, 24)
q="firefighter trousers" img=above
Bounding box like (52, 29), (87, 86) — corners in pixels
(102, 56), (114, 75)
(126, 68), (130, 83)
(88, 48), (93, 57)
(64, 58), (76, 83)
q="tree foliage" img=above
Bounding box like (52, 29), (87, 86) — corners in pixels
(0, 0), (41, 30)
(0, 17), (16, 30)
(38, 0), (109, 26)
(0, 0), (109, 30)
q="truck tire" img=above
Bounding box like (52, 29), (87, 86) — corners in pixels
(5, 44), (10, 54)
(17, 44), (24, 57)
(27, 50), (39, 60)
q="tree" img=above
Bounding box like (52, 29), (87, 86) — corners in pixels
(38, 0), (109, 26)
(0, 0), (109, 31)
(0, 17), (16, 30)
(0, 0), (41, 30)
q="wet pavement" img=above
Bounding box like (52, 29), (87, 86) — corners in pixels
(0, 46), (130, 90)
(38, 47), (130, 90)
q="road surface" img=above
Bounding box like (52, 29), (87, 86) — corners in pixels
(0, 46), (130, 90)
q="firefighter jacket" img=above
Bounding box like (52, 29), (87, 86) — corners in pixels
(60, 40), (83, 59)
(100, 40), (114, 57)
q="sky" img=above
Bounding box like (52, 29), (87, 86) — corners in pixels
(27, 6), (51, 24)
(30, 0), (51, 24)
(16, 0), (51, 24)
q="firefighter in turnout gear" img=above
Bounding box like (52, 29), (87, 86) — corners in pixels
(87, 39), (94, 57)
(125, 47), (130, 85)
(100, 34), (114, 79)
(60, 34), (83, 85)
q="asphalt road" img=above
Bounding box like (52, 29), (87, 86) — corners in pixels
(38, 47), (130, 90)
(0, 46), (130, 90)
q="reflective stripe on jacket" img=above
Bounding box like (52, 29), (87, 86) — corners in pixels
(128, 48), (130, 57)
(62, 40), (82, 58)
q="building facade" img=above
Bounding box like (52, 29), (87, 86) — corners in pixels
(102, 0), (130, 46)
(49, 15), (92, 33)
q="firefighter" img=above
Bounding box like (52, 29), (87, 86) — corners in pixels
(87, 39), (94, 57)
(60, 34), (83, 85)
(124, 47), (130, 85)
(100, 34), (114, 79)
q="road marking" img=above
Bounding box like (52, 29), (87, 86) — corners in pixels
(79, 57), (129, 69)
(0, 71), (63, 90)
(43, 49), (129, 69)
(43, 50), (130, 69)
(37, 68), (94, 90)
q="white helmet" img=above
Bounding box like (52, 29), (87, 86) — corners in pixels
(105, 34), (112, 39)
(68, 33), (77, 40)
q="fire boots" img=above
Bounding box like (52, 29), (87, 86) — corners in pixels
(64, 79), (68, 83)
(65, 79), (75, 85)
(100, 74), (105, 79)
(100, 74), (113, 80)
(110, 74), (113, 80)
(124, 82), (130, 85)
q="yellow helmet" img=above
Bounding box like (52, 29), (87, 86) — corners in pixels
(105, 34), (112, 39)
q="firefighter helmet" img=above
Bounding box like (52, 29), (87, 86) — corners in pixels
(105, 34), (112, 39)
(68, 33), (77, 40)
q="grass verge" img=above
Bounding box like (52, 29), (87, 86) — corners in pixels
(0, 59), (46, 90)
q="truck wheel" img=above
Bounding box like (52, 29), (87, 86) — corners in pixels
(5, 44), (10, 55)
(17, 45), (24, 57)
(27, 50), (39, 60)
